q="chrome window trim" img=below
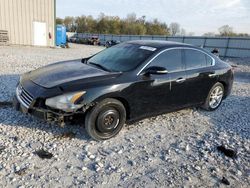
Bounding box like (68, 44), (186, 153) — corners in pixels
(137, 47), (215, 76)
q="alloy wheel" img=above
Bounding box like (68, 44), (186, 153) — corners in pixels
(209, 86), (224, 109)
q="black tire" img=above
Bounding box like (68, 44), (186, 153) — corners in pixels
(202, 82), (224, 111)
(85, 98), (126, 141)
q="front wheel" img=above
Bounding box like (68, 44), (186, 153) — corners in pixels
(202, 82), (224, 111)
(85, 98), (126, 141)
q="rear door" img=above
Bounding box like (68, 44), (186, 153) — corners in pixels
(183, 49), (217, 105)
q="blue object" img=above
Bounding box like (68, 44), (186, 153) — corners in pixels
(56, 25), (66, 46)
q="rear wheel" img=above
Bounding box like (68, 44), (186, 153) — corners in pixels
(85, 98), (126, 141)
(202, 82), (224, 111)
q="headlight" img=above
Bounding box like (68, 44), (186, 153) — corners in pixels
(45, 91), (86, 112)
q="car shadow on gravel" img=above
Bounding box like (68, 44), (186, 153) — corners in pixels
(0, 74), (20, 102)
(198, 95), (250, 140)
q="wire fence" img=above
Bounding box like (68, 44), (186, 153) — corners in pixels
(68, 32), (250, 58)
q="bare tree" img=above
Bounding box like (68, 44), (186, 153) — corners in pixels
(169, 22), (180, 36)
(179, 28), (186, 36)
(237, 33), (249, 37)
(187, 32), (195, 36)
(126, 13), (137, 23)
(219, 25), (235, 36)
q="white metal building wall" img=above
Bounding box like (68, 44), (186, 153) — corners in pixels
(0, 0), (55, 46)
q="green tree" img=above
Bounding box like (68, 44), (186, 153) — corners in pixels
(64, 16), (76, 32)
(75, 16), (87, 33)
(108, 16), (122, 34)
(96, 13), (110, 34)
(62, 13), (173, 36)
(146, 19), (169, 35)
(56, 17), (64, 25)
(85, 16), (97, 33)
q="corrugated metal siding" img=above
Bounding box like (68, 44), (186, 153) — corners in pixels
(184, 38), (204, 46)
(167, 37), (183, 43)
(71, 33), (250, 58)
(0, 0), (55, 46)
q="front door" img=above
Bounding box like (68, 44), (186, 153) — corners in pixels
(129, 49), (187, 118)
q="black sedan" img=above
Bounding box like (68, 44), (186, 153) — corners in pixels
(13, 40), (234, 140)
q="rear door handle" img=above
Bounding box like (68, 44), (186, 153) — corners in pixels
(209, 73), (217, 78)
(176, 78), (186, 83)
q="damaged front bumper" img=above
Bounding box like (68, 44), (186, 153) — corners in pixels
(13, 95), (94, 126)
(13, 95), (74, 126)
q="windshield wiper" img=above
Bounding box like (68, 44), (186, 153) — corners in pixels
(88, 62), (110, 72)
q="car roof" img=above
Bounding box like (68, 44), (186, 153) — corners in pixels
(127, 40), (193, 49)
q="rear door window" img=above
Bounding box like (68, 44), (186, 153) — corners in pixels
(184, 49), (207, 69)
(150, 49), (183, 72)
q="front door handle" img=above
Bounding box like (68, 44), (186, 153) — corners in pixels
(209, 73), (217, 78)
(176, 78), (186, 83)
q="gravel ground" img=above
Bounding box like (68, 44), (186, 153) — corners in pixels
(0, 44), (249, 188)
(222, 57), (250, 83)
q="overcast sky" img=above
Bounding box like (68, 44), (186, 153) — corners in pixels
(57, 0), (250, 35)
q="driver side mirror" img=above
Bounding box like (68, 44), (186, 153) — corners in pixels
(144, 66), (168, 76)
(81, 58), (87, 63)
(81, 56), (92, 64)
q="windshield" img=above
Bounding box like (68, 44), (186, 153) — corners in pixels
(87, 43), (156, 72)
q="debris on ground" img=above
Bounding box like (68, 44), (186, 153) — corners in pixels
(12, 136), (19, 142)
(217, 145), (237, 158)
(15, 167), (28, 176)
(0, 146), (6, 153)
(34, 149), (53, 159)
(221, 177), (230, 185)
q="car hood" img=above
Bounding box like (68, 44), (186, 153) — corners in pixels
(25, 60), (119, 88)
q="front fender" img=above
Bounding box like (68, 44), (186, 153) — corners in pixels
(82, 83), (131, 105)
